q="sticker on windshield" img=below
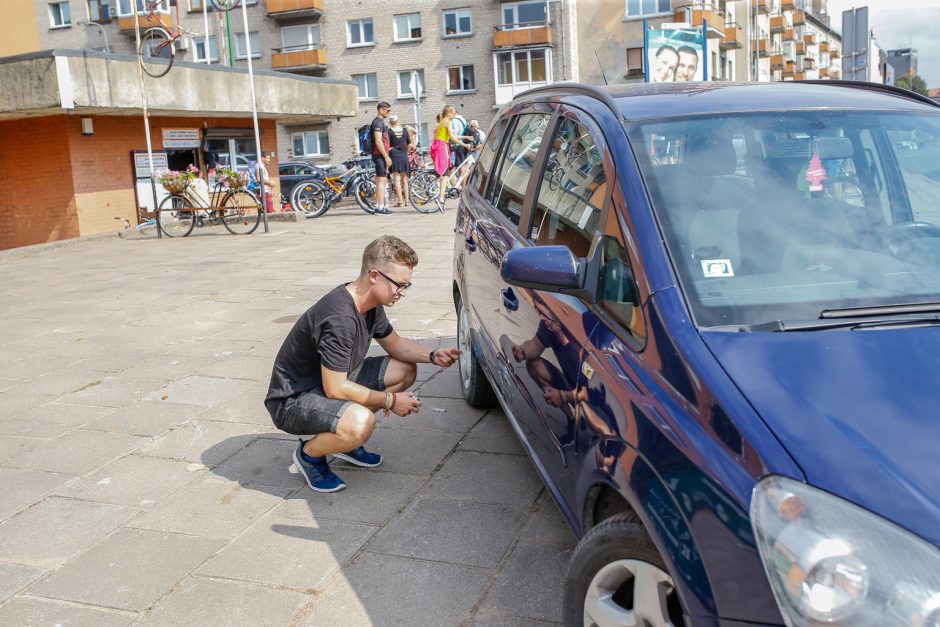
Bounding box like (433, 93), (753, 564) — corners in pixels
(701, 259), (734, 278)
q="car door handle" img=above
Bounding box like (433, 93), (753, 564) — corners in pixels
(501, 288), (518, 311)
(464, 236), (477, 252)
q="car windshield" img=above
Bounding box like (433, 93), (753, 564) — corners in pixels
(629, 110), (940, 328)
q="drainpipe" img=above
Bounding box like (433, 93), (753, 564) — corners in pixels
(226, 10), (235, 66)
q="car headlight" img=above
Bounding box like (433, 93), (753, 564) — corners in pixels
(751, 476), (940, 627)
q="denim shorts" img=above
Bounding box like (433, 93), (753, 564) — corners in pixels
(273, 356), (390, 436)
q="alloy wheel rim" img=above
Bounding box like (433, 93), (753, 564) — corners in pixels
(583, 559), (677, 627)
(457, 305), (472, 391)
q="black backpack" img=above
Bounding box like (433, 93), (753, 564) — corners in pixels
(358, 124), (373, 155)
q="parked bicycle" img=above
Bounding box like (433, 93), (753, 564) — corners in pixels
(409, 155), (475, 213)
(157, 176), (261, 237)
(137, 0), (241, 79)
(289, 165), (377, 218)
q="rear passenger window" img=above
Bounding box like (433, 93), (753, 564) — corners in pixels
(489, 113), (551, 225)
(470, 118), (508, 196)
(530, 118), (606, 257)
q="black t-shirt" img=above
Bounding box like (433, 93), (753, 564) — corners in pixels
(265, 284), (393, 415)
(370, 117), (388, 156)
(389, 127), (410, 153)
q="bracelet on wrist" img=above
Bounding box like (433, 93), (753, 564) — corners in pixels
(429, 349), (436, 365)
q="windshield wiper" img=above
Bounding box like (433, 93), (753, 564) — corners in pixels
(735, 314), (940, 332)
(820, 302), (940, 319)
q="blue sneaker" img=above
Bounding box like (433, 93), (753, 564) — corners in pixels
(293, 439), (346, 493)
(332, 446), (382, 468)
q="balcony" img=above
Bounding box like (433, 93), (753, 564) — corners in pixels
(771, 53), (786, 69)
(792, 9), (805, 25)
(752, 38), (770, 57)
(795, 71), (805, 80)
(756, 0), (771, 14)
(118, 13), (171, 33)
(804, 57), (816, 69)
(804, 33), (816, 44)
(271, 46), (327, 73)
(819, 67), (829, 78)
(720, 22), (744, 49)
(782, 28), (796, 42)
(819, 41), (830, 53)
(782, 62), (795, 77)
(770, 15), (787, 33)
(830, 48), (840, 59)
(267, 0), (324, 19)
(674, 4), (725, 38)
(781, 0), (796, 9)
(492, 23), (552, 48)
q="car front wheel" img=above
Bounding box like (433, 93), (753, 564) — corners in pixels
(564, 512), (685, 627)
(456, 293), (497, 408)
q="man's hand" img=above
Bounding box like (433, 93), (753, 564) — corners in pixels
(543, 386), (565, 408)
(511, 343), (526, 362)
(384, 155), (392, 167)
(433, 347), (460, 368)
(392, 392), (422, 416)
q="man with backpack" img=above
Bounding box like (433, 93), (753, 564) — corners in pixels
(449, 113), (472, 170)
(369, 102), (393, 215)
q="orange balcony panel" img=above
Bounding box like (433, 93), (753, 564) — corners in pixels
(756, 0), (770, 13)
(820, 67), (830, 77)
(492, 25), (552, 48)
(784, 62), (796, 75)
(267, 0), (324, 18)
(771, 53), (785, 68)
(795, 71), (805, 80)
(781, 0), (796, 9)
(271, 48), (327, 70)
(804, 33), (816, 44)
(770, 16), (786, 33)
(720, 23), (744, 49)
(796, 42), (805, 54)
(819, 41), (830, 52)
(674, 5), (726, 38)
(118, 13), (171, 32)
(830, 48), (840, 59)
(782, 29), (796, 42)
(792, 10), (806, 25)
(751, 38), (770, 56)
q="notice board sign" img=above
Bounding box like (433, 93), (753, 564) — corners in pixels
(133, 151), (168, 178)
(162, 128), (201, 149)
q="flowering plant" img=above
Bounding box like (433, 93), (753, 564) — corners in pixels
(214, 166), (249, 190)
(158, 164), (199, 193)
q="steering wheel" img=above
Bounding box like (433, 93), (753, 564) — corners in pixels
(879, 221), (940, 259)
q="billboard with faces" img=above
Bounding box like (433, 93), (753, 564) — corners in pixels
(646, 28), (705, 83)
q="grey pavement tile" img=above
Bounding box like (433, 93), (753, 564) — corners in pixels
(520, 496), (577, 549)
(7, 430), (147, 475)
(128, 476), (289, 540)
(53, 455), (199, 507)
(381, 396), (488, 434)
(305, 552), (488, 627)
(209, 321), (288, 342)
(0, 355), (79, 380)
(471, 610), (562, 626)
(69, 349), (163, 374)
(361, 426), (464, 475)
(197, 386), (274, 426)
(273, 470), (426, 526)
(0, 417), (80, 440)
(137, 577), (311, 627)
(13, 402), (116, 429)
(0, 392), (61, 419)
(422, 451), (543, 508)
(0, 377), (20, 392)
(369, 495), (527, 568)
(460, 410), (527, 456)
(0, 595), (135, 627)
(414, 367), (465, 399)
(197, 516), (376, 591)
(116, 354), (217, 381)
(478, 542), (573, 623)
(160, 339), (258, 358)
(81, 399), (205, 436)
(5, 371), (111, 398)
(0, 496), (138, 568)
(0, 467), (75, 521)
(57, 377), (170, 408)
(137, 419), (268, 466)
(32, 528), (224, 612)
(239, 339), (285, 358)
(210, 436), (298, 489)
(195, 354), (274, 382)
(0, 562), (45, 603)
(144, 375), (247, 408)
(0, 434), (46, 461)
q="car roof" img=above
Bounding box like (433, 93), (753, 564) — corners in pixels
(519, 81), (940, 123)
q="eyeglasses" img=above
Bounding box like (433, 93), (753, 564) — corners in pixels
(375, 269), (412, 293)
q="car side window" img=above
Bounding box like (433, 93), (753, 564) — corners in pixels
(469, 117), (508, 196)
(598, 208), (646, 342)
(489, 113), (552, 226)
(279, 165), (294, 176)
(530, 118), (607, 258)
(298, 165), (315, 175)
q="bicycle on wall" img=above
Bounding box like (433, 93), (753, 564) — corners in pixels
(137, 0), (242, 79)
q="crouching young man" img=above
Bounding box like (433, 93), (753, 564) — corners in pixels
(265, 235), (460, 492)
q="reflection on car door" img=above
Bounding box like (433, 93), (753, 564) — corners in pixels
(500, 113), (609, 502)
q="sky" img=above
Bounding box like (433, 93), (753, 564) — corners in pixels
(826, 0), (940, 87)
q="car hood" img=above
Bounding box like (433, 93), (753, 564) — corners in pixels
(702, 328), (940, 547)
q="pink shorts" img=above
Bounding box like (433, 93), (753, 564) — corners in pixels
(431, 139), (450, 177)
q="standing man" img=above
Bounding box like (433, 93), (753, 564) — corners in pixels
(371, 102), (393, 215)
(265, 236), (461, 493)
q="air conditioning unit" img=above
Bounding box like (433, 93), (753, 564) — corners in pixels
(175, 37), (189, 51)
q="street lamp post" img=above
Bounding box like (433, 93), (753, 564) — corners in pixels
(82, 21), (111, 54)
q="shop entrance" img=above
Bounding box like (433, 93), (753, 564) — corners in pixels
(166, 149), (198, 173)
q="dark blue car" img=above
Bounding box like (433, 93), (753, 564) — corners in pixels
(452, 81), (940, 626)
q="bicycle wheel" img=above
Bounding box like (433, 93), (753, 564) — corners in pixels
(220, 189), (262, 234)
(157, 195), (195, 237)
(410, 171), (440, 213)
(139, 28), (175, 79)
(354, 177), (378, 214)
(209, 0), (241, 10)
(291, 180), (330, 218)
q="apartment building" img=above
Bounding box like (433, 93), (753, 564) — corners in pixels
(750, 0), (841, 82)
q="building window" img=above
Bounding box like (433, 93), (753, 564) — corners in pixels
(193, 35), (219, 63)
(117, 0), (168, 17)
(394, 13), (422, 41)
(281, 24), (321, 51)
(443, 8), (471, 37)
(347, 18), (374, 47)
(87, 0), (111, 22)
(398, 69), (427, 98)
(502, 1), (546, 28)
(353, 73), (378, 100)
(625, 0), (672, 18)
(626, 47), (644, 77)
(447, 65), (475, 92)
(496, 49), (548, 85)
(292, 130), (330, 157)
(235, 31), (261, 59)
(49, 2), (72, 27)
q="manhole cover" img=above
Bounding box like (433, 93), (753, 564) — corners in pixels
(274, 315), (300, 324)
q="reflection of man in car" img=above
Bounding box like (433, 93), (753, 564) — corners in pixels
(652, 45), (679, 83)
(675, 46), (699, 81)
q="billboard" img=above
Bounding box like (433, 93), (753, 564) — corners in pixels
(646, 27), (705, 83)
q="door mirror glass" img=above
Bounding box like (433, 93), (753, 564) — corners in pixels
(501, 245), (583, 292)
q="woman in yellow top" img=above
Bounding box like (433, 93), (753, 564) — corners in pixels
(430, 105), (470, 210)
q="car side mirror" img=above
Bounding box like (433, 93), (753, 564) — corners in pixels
(501, 246), (594, 301)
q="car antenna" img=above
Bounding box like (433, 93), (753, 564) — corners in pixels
(594, 49), (609, 85)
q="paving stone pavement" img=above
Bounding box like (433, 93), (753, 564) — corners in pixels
(0, 203), (576, 626)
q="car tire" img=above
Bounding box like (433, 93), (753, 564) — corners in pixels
(564, 512), (685, 627)
(456, 293), (497, 408)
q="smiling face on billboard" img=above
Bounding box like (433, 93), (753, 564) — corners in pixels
(652, 45), (679, 82)
(676, 46), (700, 81)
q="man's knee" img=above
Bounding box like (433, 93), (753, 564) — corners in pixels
(402, 361), (417, 386)
(339, 404), (375, 443)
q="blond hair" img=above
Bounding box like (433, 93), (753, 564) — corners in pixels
(361, 235), (418, 274)
(436, 105), (455, 123)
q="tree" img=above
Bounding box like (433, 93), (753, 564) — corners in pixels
(896, 74), (929, 96)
